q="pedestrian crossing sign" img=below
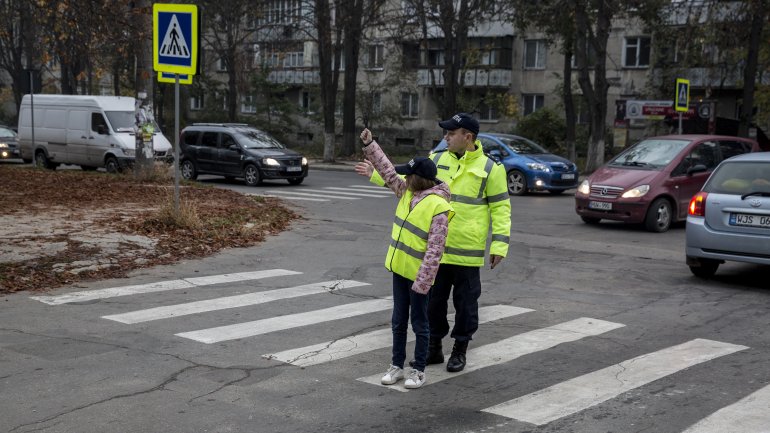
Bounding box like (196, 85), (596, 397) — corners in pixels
(153, 3), (198, 76)
(158, 71), (192, 85)
(675, 78), (690, 112)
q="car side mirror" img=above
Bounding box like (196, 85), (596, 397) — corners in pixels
(229, 144), (240, 152)
(97, 125), (108, 135)
(488, 149), (502, 161)
(687, 164), (708, 176)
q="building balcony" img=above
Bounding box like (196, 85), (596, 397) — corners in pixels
(652, 67), (770, 89)
(416, 68), (511, 87)
(267, 69), (321, 85)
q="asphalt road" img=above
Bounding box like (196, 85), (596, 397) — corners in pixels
(2, 168), (769, 433)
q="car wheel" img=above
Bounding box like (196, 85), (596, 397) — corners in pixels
(105, 156), (120, 174)
(180, 160), (198, 180)
(244, 164), (262, 186)
(548, 189), (565, 195)
(581, 216), (601, 224)
(689, 259), (719, 278)
(508, 170), (527, 196)
(644, 198), (673, 232)
(288, 177), (304, 185)
(34, 151), (55, 170)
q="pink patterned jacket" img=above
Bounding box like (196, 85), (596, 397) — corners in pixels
(363, 141), (450, 294)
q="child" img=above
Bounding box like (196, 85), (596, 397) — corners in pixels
(359, 128), (453, 389)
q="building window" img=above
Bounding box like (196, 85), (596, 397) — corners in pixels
(524, 40), (546, 69)
(367, 44), (384, 69)
(262, 0), (302, 24)
(624, 36), (650, 68)
(251, 44), (261, 68)
(478, 100), (499, 121)
(283, 52), (304, 68)
(522, 94), (544, 115)
(190, 95), (203, 111)
(241, 95), (256, 113)
(300, 91), (312, 113)
(427, 49), (445, 66)
(217, 57), (227, 72)
(401, 92), (419, 118)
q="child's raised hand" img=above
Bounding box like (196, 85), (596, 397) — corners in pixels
(360, 128), (372, 145)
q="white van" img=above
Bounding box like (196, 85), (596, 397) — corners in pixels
(18, 94), (172, 172)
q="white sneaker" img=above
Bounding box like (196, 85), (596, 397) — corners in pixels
(381, 364), (404, 385)
(404, 368), (426, 389)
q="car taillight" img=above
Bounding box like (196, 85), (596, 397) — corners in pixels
(689, 192), (708, 216)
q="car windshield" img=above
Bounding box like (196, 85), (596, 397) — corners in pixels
(704, 161), (770, 195)
(105, 111), (137, 132)
(0, 127), (15, 138)
(237, 129), (286, 149)
(494, 136), (548, 154)
(609, 138), (690, 169)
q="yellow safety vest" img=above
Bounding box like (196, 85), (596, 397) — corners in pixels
(372, 141), (511, 267)
(386, 190), (454, 281)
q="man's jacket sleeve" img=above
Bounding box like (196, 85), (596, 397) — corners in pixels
(487, 162), (511, 257)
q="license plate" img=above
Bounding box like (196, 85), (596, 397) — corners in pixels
(589, 201), (612, 210)
(562, 173), (575, 180)
(286, 166), (302, 172)
(729, 213), (770, 228)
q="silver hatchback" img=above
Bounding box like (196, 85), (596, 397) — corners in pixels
(685, 152), (770, 277)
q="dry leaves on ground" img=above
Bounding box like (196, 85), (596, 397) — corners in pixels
(0, 164), (299, 294)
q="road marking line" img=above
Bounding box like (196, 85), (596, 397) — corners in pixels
(30, 269), (301, 305)
(681, 383), (770, 433)
(357, 317), (625, 392)
(176, 297), (393, 344)
(323, 187), (393, 197)
(264, 190), (360, 200)
(264, 305), (534, 367)
(482, 338), (748, 425)
(102, 280), (370, 324)
(253, 194), (330, 202)
(349, 185), (390, 191)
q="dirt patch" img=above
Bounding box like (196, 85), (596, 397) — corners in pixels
(0, 165), (299, 294)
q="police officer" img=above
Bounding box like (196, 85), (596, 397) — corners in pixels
(355, 113), (511, 372)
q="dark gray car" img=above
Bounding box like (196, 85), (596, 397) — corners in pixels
(0, 126), (20, 160)
(685, 152), (770, 277)
(179, 123), (308, 186)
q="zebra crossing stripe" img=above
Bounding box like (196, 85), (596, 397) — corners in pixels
(287, 188), (386, 198)
(349, 185), (390, 191)
(102, 280), (369, 324)
(482, 338), (748, 425)
(258, 194), (330, 202)
(681, 383), (770, 433)
(264, 190), (360, 200)
(176, 297), (393, 344)
(357, 317), (625, 392)
(30, 269), (301, 305)
(323, 187), (393, 197)
(264, 305), (534, 367)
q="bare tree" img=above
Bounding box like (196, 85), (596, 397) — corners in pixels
(0, 0), (40, 111)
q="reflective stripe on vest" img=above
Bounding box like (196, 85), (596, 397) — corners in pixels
(385, 191), (453, 281)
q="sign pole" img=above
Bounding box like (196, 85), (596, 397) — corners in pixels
(29, 70), (35, 151)
(678, 112), (682, 135)
(174, 73), (180, 214)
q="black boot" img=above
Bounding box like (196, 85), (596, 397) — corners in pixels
(409, 337), (444, 368)
(446, 340), (468, 372)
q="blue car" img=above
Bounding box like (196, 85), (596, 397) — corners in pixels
(432, 133), (580, 195)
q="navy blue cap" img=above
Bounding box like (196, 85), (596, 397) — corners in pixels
(395, 157), (437, 181)
(439, 113), (479, 135)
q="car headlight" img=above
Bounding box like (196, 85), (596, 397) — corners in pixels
(527, 162), (551, 172)
(0, 142), (8, 148)
(621, 184), (650, 198)
(122, 148), (135, 157)
(301, 157), (308, 166)
(263, 158), (280, 166)
(578, 179), (590, 195)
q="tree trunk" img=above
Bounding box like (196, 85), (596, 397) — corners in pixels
(340, 0), (365, 157)
(737, 6), (764, 138)
(315, 0), (341, 163)
(562, 50), (577, 162)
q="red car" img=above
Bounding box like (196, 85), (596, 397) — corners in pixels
(575, 135), (759, 232)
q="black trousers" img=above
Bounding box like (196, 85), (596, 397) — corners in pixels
(428, 264), (481, 342)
